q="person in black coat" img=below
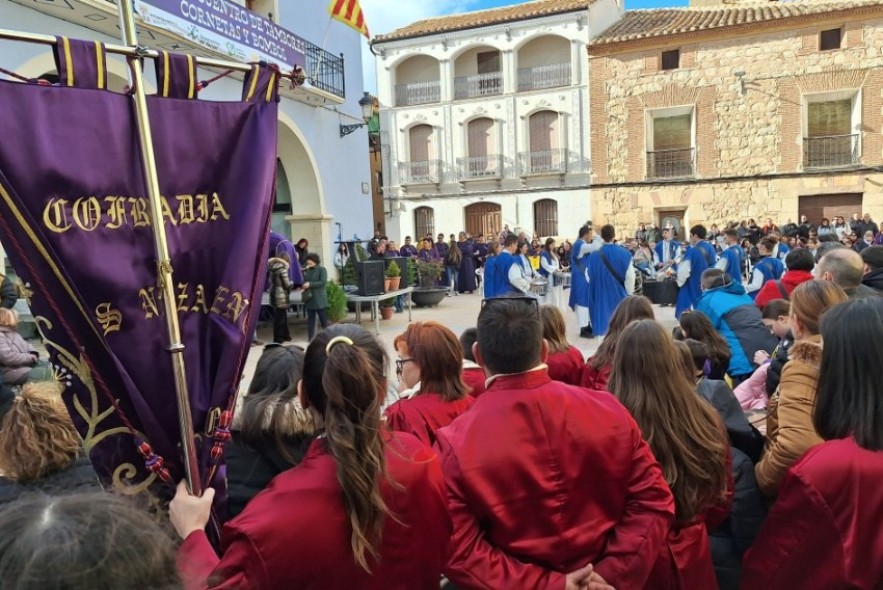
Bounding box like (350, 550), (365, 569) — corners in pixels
(758, 299), (793, 397)
(0, 382), (101, 506)
(226, 344), (317, 520)
(861, 246), (883, 294)
(0, 275), (16, 310)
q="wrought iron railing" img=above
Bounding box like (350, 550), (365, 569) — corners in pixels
(519, 149), (567, 175)
(398, 160), (442, 184)
(457, 155), (503, 180)
(454, 72), (503, 100)
(646, 148), (695, 179)
(517, 63), (572, 92)
(305, 42), (345, 99)
(803, 134), (859, 169)
(395, 81), (441, 106)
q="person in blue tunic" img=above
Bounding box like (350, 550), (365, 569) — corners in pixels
(569, 225), (600, 338)
(716, 229), (745, 285)
(746, 236), (786, 299)
(653, 228), (682, 271)
(456, 232), (477, 294)
(676, 225), (716, 318)
(486, 235), (527, 298)
(586, 225), (636, 336)
(482, 241), (502, 298)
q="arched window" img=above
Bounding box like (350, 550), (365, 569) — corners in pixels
(533, 199), (558, 237)
(464, 118), (498, 178)
(406, 125), (435, 183)
(527, 110), (562, 174)
(414, 206), (435, 240)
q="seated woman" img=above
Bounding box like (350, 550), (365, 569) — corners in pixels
(0, 493), (182, 589)
(0, 308), (51, 385)
(386, 322), (474, 446)
(171, 324), (451, 589)
(0, 382), (101, 505)
(743, 298), (883, 589)
(756, 280), (848, 496)
(539, 305), (584, 386)
(458, 327), (485, 397)
(226, 344), (317, 520)
(675, 310), (731, 381)
(581, 295), (654, 391)
(609, 320), (731, 589)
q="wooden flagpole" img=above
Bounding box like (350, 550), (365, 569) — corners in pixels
(116, 0), (202, 497)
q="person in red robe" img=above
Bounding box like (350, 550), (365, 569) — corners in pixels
(169, 325), (451, 590)
(540, 304), (585, 385)
(385, 322), (474, 446)
(459, 328), (486, 397)
(435, 297), (675, 589)
(581, 296), (655, 391)
(608, 319), (732, 590)
(742, 298), (883, 589)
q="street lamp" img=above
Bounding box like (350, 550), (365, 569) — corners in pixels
(340, 92), (374, 138)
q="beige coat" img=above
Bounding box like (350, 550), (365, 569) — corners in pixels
(756, 335), (823, 496)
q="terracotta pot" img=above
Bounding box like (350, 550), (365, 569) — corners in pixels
(384, 278), (392, 292)
(380, 306), (395, 320)
(387, 277), (401, 291)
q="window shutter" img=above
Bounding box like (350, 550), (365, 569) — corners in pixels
(477, 51), (501, 74)
(409, 125), (432, 162)
(533, 199), (558, 237)
(653, 115), (691, 150)
(807, 100), (851, 137)
(529, 111), (557, 153)
(415, 207), (435, 238)
(468, 118), (494, 158)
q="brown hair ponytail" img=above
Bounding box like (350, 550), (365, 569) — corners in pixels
(303, 325), (390, 572)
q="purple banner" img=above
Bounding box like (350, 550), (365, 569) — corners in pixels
(136, 0), (306, 71)
(0, 46), (277, 503)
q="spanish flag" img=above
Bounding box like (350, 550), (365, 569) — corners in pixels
(329, 0), (370, 39)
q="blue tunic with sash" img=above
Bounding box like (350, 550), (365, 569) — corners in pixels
(675, 245), (710, 318)
(569, 239), (590, 310)
(586, 243), (631, 335)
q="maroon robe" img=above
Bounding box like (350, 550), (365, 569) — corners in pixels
(384, 392), (474, 447)
(178, 433), (450, 589)
(581, 360), (612, 391)
(545, 346), (586, 386)
(435, 369), (675, 589)
(462, 366), (487, 397)
(742, 437), (883, 589)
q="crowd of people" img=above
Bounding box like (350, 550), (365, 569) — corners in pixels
(0, 213), (880, 589)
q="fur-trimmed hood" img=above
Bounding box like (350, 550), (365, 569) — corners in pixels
(232, 393), (316, 437)
(787, 335), (822, 369)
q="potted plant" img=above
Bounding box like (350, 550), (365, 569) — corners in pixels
(411, 260), (448, 308)
(385, 260), (401, 292)
(326, 280), (348, 323)
(379, 296), (396, 320)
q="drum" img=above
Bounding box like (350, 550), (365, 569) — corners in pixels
(643, 278), (678, 305)
(553, 271), (571, 289)
(530, 279), (549, 297)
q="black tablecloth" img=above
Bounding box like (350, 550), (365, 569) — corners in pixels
(643, 279), (679, 305)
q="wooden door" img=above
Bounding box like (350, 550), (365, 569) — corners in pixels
(798, 193), (863, 225)
(657, 209), (686, 240)
(465, 202), (502, 238)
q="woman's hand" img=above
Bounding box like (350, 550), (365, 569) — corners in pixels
(754, 350), (770, 365)
(302, 282), (310, 290)
(169, 480), (215, 540)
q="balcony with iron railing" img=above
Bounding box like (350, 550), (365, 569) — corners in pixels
(517, 63), (572, 92)
(395, 81), (441, 107)
(457, 155), (503, 180)
(519, 149), (567, 175)
(398, 160), (443, 185)
(803, 134), (860, 169)
(454, 72), (503, 100)
(646, 148), (696, 179)
(304, 43), (346, 99)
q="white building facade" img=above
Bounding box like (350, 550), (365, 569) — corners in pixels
(372, 0), (622, 242)
(0, 0), (373, 266)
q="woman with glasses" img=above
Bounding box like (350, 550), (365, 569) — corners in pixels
(386, 322), (474, 446)
(171, 325), (451, 588)
(226, 344), (316, 519)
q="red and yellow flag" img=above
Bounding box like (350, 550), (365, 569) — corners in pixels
(328, 0), (370, 38)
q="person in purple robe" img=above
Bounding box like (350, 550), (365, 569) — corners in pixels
(457, 232), (477, 294)
(267, 232), (304, 287)
(400, 236), (418, 258)
(418, 238), (441, 262)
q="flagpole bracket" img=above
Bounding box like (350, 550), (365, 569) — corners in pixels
(167, 343), (186, 353)
(339, 123), (366, 138)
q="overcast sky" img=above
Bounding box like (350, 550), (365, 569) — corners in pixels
(357, 0), (689, 92)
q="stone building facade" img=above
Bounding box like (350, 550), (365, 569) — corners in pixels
(371, 0), (622, 242)
(588, 0), (883, 234)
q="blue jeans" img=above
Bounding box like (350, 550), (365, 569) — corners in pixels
(446, 266), (459, 292)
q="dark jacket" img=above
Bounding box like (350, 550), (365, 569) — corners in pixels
(697, 378), (764, 463)
(302, 265), (328, 311)
(862, 268), (883, 293)
(0, 456), (101, 505)
(765, 336), (793, 397)
(709, 448), (767, 590)
(843, 283), (881, 300)
(268, 257), (292, 309)
(0, 277), (16, 309)
(225, 431), (315, 520)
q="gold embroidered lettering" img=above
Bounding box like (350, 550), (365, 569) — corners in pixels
(176, 282), (191, 312)
(222, 292), (249, 324)
(43, 197), (72, 234)
(104, 196), (129, 230)
(130, 197), (151, 228)
(95, 302), (123, 336)
(72, 197), (102, 232)
(160, 196), (178, 226)
(138, 287), (162, 319)
(209, 192), (231, 221)
(210, 286), (230, 315)
(176, 194), (195, 225)
(195, 193), (209, 222)
(191, 284), (209, 314)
